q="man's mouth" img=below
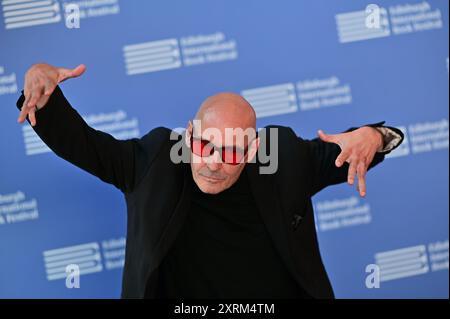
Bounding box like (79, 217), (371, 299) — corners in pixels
(200, 174), (225, 183)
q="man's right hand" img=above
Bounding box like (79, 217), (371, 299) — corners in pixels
(17, 63), (86, 126)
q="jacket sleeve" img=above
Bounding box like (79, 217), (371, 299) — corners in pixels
(306, 121), (405, 196)
(16, 86), (166, 193)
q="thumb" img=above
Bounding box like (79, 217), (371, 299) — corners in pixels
(317, 129), (337, 144)
(57, 64), (86, 83)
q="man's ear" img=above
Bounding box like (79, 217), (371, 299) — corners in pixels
(246, 137), (260, 163)
(185, 120), (193, 148)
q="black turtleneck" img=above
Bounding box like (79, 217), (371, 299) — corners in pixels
(157, 169), (309, 298)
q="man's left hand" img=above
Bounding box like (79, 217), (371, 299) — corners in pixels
(317, 126), (384, 197)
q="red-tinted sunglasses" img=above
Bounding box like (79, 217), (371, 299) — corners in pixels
(190, 135), (249, 165)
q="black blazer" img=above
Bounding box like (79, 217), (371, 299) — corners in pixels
(16, 86), (404, 299)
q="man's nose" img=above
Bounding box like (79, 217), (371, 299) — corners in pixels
(206, 150), (222, 171)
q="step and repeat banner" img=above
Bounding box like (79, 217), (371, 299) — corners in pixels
(0, 0), (448, 298)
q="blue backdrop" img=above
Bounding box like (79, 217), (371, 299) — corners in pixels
(0, 0), (448, 298)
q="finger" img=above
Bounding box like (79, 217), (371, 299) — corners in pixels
(27, 88), (42, 109)
(18, 90), (31, 123)
(317, 130), (339, 144)
(357, 161), (367, 197)
(347, 159), (357, 185)
(18, 103), (30, 123)
(335, 149), (351, 167)
(71, 64), (86, 77)
(18, 76), (35, 123)
(365, 153), (374, 167)
(57, 64), (86, 83)
(57, 67), (73, 82)
(28, 108), (36, 127)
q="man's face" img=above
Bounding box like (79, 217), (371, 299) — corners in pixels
(187, 120), (258, 194)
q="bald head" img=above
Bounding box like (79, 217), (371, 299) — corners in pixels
(188, 92), (259, 194)
(195, 92), (256, 130)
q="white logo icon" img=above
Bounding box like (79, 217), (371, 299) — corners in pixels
(2, 0), (61, 30)
(335, 5), (390, 43)
(123, 38), (182, 75)
(43, 242), (102, 281)
(375, 245), (429, 282)
(241, 83), (298, 118)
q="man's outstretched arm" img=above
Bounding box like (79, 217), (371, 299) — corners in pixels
(15, 63), (162, 193)
(307, 121), (404, 197)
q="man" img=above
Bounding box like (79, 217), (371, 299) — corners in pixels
(16, 63), (403, 298)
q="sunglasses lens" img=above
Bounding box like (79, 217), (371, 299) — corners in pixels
(222, 149), (244, 165)
(191, 138), (202, 155)
(191, 136), (246, 165)
(201, 141), (214, 157)
(191, 138), (214, 157)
